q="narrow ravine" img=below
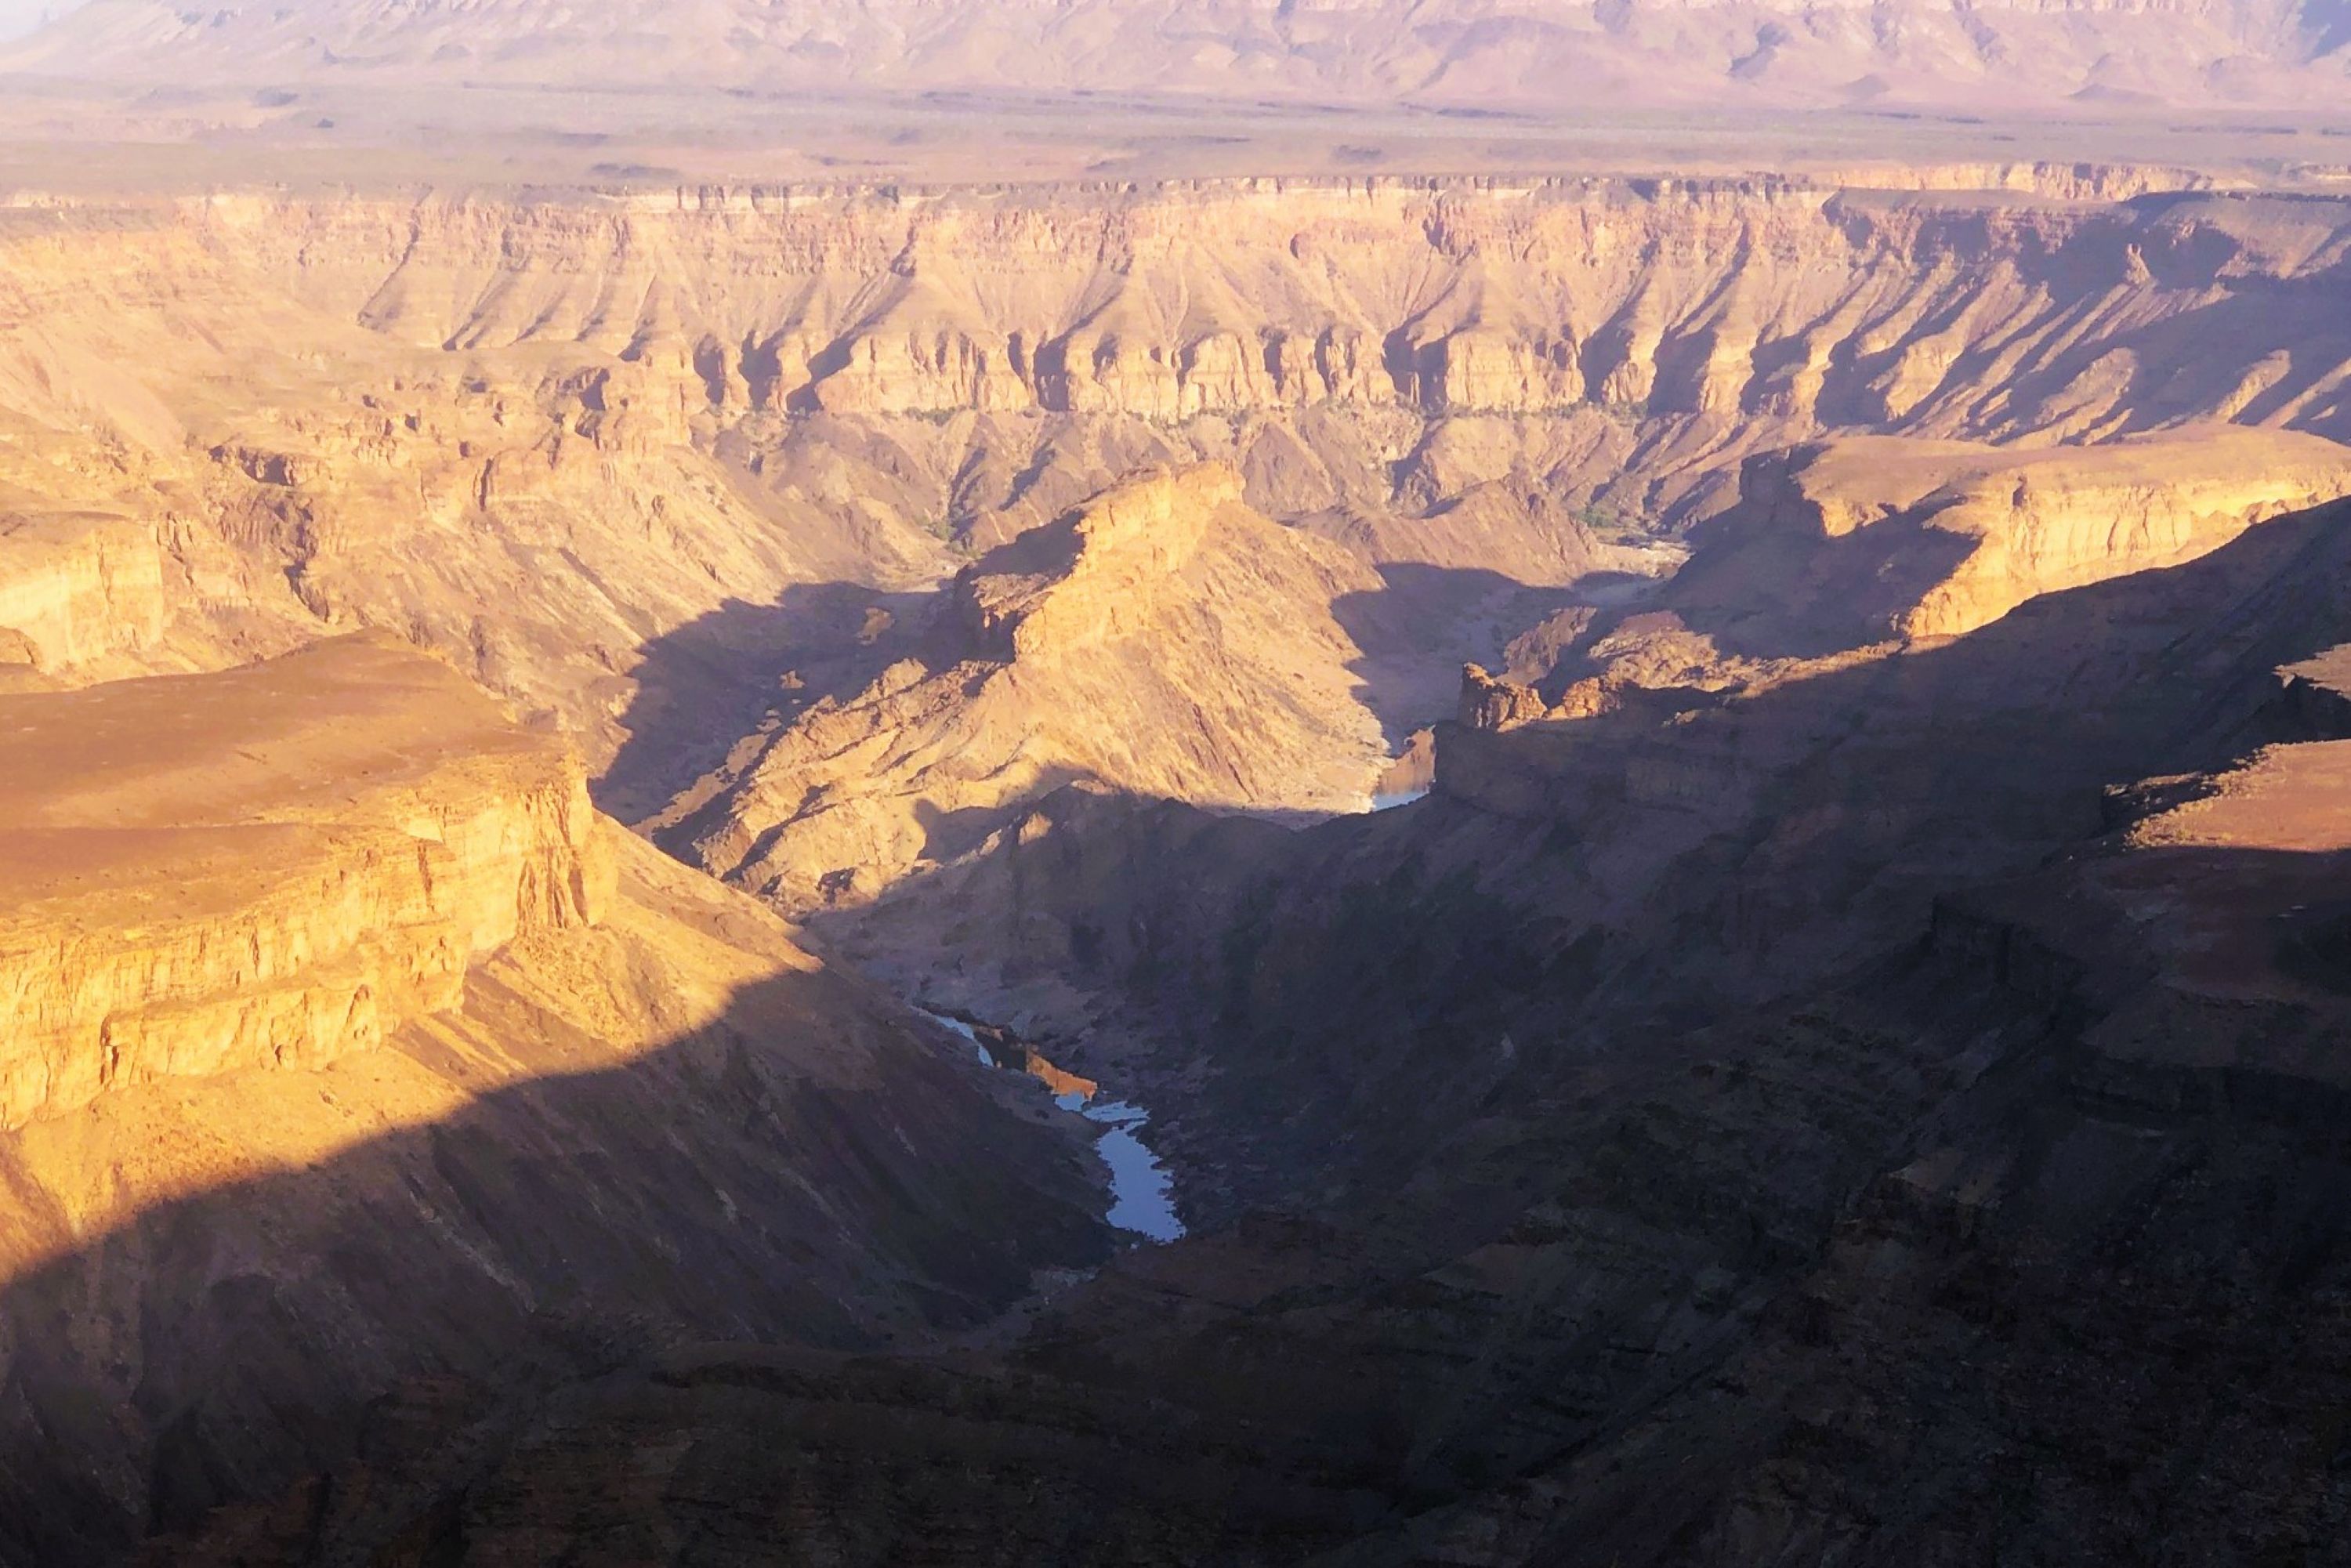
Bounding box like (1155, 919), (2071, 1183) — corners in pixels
(922, 1011), (1186, 1243)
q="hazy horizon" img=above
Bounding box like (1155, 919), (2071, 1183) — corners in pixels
(0, 0), (82, 43)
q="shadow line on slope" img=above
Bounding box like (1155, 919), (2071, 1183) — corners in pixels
(829, 494), (2351, 1235)
(0, 943), (1113, 1565)
(596, 579), (939, 823)
(806, 487), (2351, 1555)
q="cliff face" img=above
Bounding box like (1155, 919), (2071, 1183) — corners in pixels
(1517, 423), (2351, 692)
(0, 636), (1113, 1561)
(0, 516), (165, 677)
(680, 465), (1391, 910)
(188, 182), (2351, 443)
(1755, 425), (2351, 641)
(0, 632), (608, 1127)
(6, 178), (2349, 827)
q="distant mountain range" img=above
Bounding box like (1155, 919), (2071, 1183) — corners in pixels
(7, 0), (2349, 112)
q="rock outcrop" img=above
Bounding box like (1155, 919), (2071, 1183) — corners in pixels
(0, 634), (1114, 1563)
(681, 465), (1390, 909)
(1608, 425), (2351, 675)
(1777, 425), (2351, 641)
(0, 632), (607, 1127)
(1458, 663), (1552, 732)
(0, 514), (167, 677)
(1458, 663), (1623, 733)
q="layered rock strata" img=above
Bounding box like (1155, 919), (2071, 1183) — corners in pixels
(6, 179), (2351, 824)
(1697, 424), (2351, 646)
(681, 465), (1390, 908)
(0, 634), (1114, 1562)
(0, 632), (607, 1127)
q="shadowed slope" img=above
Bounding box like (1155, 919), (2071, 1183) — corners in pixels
(129, 497), (2351, 1568)
(815, 496), (2351, 1566)
(0, 639), (1113, 1563)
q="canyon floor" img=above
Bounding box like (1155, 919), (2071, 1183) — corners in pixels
(2, 56), (2351, 1563)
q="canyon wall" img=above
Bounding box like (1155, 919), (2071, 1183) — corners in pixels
(6, 176), (2351, 848)
(0, 516), (165, 678)
(0, 636), (1115, 1560)
(186, 180), (2351, 444)
(0, 633), (607, 1127)
(1636, 422), (2351, 664)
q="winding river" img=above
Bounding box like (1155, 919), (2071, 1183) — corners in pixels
(923, 1012), (1186, 1243)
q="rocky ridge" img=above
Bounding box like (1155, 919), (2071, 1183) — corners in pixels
(678, 464), (1393, 910)
(1719, 423), (2351, 642)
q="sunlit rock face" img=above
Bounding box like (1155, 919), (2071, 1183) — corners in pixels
(1718, 425), (2351, 643)
(7, 177), (2351, 856)
(176, 180), (2351, 440)
(0, 632), (607, 1127)
(1621, 424), (2351, 671)
(679, 463), (1393, 911)
(0, 636), (1113, 1563)
(2, 183), (2347, 712)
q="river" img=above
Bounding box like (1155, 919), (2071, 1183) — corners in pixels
(922, 1011), (1186, 1244)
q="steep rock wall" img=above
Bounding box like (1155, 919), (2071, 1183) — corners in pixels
(0, 633), (609, 1127)
(0, 514), (165, 674)
(683, 464), (1388, 909)
(186, 181), (2351, 443)
(1656, 425), (2351, 659)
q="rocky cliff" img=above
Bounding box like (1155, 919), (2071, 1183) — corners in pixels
(0, 636), (1114, 1563)
(0, 514), (166, 680)
(9, 178), (2351, 829)
(1628, 423), (2351, 668)
(679, 464), (1392, 910)
(0, 632), (607, 1127)
(183, 181), (2351, 444)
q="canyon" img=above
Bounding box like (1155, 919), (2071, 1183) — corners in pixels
(0, 633), (1115, 1562)
(1, 27), (2350, 1557)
